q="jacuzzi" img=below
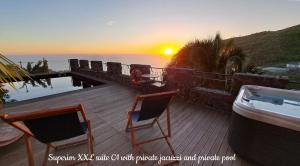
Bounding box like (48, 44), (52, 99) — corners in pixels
(228, 85), (300, 166)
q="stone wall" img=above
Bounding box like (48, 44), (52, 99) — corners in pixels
(69, 59), (290, 113)
(230, 73), (289, 96)
(190, 87), (235, 112)
(165, 68), (194, 97)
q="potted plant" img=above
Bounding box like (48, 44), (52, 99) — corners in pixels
(0, 53), (30, 147)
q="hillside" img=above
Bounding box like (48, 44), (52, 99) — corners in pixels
(229, 24), (300, 66)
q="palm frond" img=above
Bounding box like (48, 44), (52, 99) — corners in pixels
(0, 53), (31, 92)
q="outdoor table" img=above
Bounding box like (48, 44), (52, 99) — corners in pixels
(0, 123), (23, 147)
(141, 74), (159, 80)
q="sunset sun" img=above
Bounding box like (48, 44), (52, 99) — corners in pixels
(156, 44), (181, 57)
(164, 48), (173, 56)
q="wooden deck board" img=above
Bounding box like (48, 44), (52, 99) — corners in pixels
(0, 84), (254, 166)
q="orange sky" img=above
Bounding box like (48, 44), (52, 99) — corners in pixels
(1, 1), (299, 56)
(2, 38), (184, 57)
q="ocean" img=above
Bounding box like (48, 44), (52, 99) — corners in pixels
(7, 54), (171, 71)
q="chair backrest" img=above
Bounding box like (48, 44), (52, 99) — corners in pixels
(137, 90), (178, 121)
(0, 105), (87, 143)
(24, 112), (85, 143)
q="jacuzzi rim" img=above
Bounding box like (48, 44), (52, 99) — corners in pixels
(233, 85), (300, 132)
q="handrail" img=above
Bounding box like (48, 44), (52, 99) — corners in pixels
(194, 70), (233, 77)
(286, 81), (300, 90)
(100, 62), (231, 76)
(88, 61), (233, 83)
(193, 76), (231, 82)
(289, 81), (300, 84)
(151, 66), (166, 70)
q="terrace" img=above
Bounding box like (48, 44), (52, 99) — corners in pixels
(0, 82), (254, 166)
(0, 59), (297, 166)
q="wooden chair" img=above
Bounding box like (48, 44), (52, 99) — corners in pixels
(0, 104), (93, 166)
(125, 90), (179, 165)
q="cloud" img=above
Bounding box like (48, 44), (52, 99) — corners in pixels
(106, 20), (116, 26)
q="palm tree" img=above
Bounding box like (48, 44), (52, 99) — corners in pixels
(168, 33), (246, 73)
(24, 58), (49, 74)
(19, 59), (52, 93)
(0, 53), (30, 146)
(20, 78), (52, 93)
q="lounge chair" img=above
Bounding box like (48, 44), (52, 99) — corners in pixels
(125, 90), (179, 165)
(0, 104), (93, 166)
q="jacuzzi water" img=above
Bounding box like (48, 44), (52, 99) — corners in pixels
(243, 88), (300, 118)
(234, 85), (300, 131)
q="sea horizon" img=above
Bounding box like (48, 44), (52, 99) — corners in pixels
(7, 54), (171, 71)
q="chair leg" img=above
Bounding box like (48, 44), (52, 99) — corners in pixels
(167, 108), (171, 137)
(129, 119), (135, 147)
(156, 120), (176, 156)
(90, 137), (94, 155)
(25, 135), (35, 166)
(129, 118), (140, 153)
(86, 136), (93, 166)
(89, 137), (94, 155)
(125, 114), (131, 132)
(42, 145), (51, 166)
(87, 121), (94, 155)
(156, 120), (179, 165)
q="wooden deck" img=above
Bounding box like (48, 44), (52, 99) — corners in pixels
(0, 83), (254, 166)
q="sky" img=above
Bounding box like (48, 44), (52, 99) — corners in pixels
(0, 0), (299, 56)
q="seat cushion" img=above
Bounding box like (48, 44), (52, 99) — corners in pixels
(132, 111), (140, 122)
(80, 122), (88, 133)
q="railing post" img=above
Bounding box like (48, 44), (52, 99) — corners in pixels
(69, 59), (79, 71)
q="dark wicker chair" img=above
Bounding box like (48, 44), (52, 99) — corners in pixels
(130, 69), (156, 93)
